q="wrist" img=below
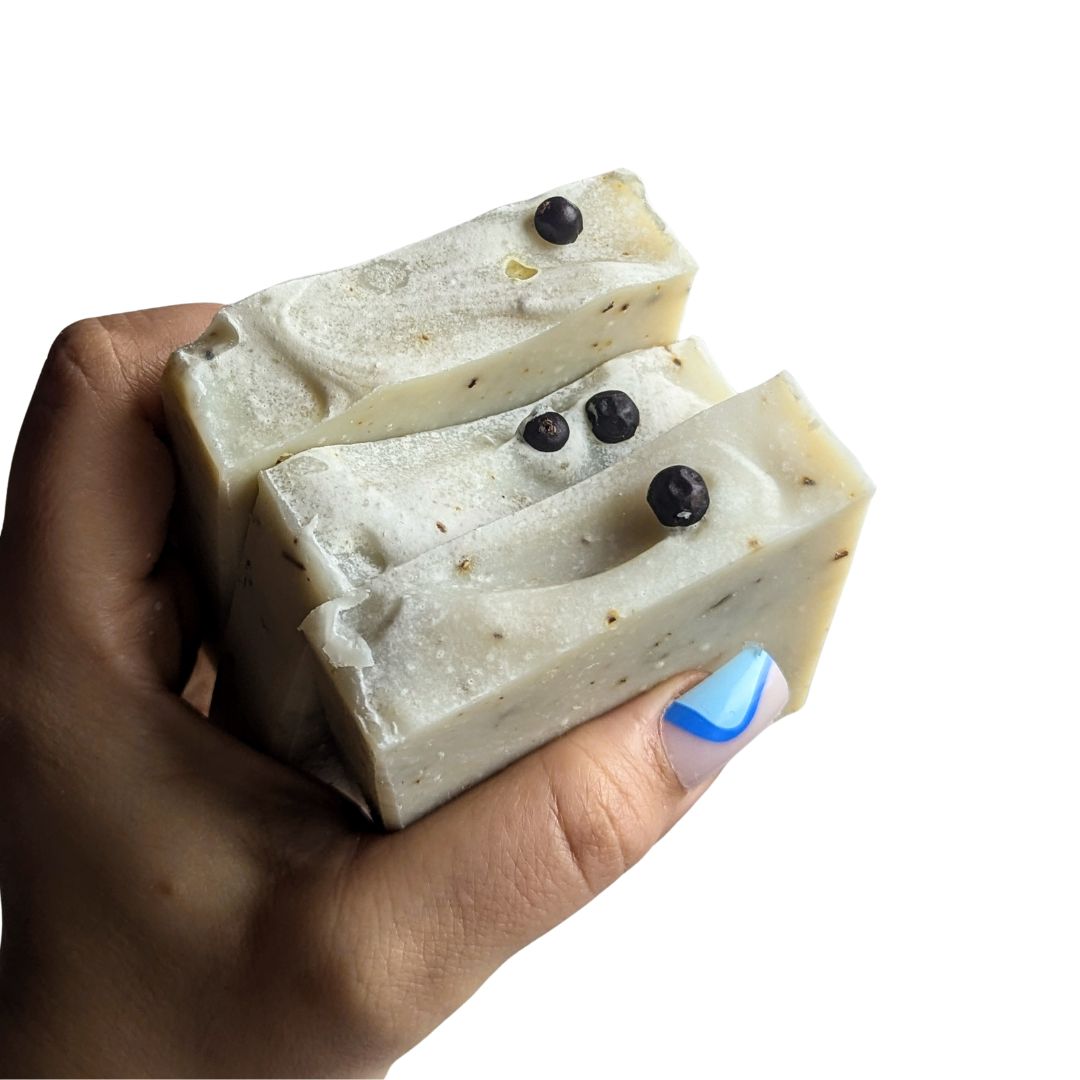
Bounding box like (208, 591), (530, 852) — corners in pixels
(0, 922), (395, 1078)
(0, 927), (150, 1077)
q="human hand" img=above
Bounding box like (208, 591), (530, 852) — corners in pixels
(0, 306), (784, 1077)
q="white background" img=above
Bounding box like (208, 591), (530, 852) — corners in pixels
(2, 2), (1078, 1077)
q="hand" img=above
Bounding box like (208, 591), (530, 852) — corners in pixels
(0, 307), (728, 1077)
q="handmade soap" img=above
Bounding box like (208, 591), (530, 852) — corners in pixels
(223, 339), (732, 775)
(162, 170), (696, 614)
(301, 373), (874, 829)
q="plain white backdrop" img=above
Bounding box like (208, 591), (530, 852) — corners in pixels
(2, 2), (1077, 1076)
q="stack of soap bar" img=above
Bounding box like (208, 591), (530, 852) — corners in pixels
(162, 170), (697, 614)
(167, 169), (874, 831)
(301, 373), (873, 828)
(223, 339), (733, 776)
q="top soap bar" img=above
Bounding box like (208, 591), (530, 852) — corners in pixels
(166, 169), (694, 472)
(162, 169), (697, 614)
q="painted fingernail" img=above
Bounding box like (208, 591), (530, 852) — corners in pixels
(662, 645), (789, 789)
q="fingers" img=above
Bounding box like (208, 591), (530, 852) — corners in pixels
(1, 305), (218, 682)
(350, 673), (711, 1033)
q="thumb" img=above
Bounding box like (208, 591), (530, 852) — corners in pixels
(357, 648), (789, 1029)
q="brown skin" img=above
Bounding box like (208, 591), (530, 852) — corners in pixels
(0, 307), (711, 1077)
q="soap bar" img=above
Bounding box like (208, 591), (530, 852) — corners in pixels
(162, 170), (696, 614)
(302, 373), (874, 829)
(223, 339), (733, 775)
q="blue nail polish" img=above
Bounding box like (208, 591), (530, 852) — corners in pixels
(665, 645), (775, 742)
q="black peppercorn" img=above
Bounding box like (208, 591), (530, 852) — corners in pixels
(522, 411), (570, 452)
(534, 196), (583, 245)
(647, 465), (709, 527)
(585, 390), (640, 443)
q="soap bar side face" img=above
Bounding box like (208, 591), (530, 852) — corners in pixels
(216, 484), (336, 765)
(280, 272), (694, 455)
(302, 373), (874, 827)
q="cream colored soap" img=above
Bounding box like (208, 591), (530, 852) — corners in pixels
(162, 170), (696, 615)
(223, 339), (732, 779)
(301, 374), (874, 829)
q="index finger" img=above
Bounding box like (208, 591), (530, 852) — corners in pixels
(1, 304), (218, 633)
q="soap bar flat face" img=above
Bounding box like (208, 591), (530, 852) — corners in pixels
(224, 339), (733, 773)
(162, 170), (697, 614)
(302, 373), (874, 829)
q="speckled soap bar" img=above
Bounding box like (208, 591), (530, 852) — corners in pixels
(162, 170), (696, 615)
(301, 373), (874, 829)
(222, 339), (733, 783)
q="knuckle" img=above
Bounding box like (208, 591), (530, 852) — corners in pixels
(245, 859), (408, 1069)
(45, 317), (122, 399)
(51, 317), (105, 357)
(541, 746), (653, 899)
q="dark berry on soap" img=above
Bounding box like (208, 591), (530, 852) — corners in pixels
(534, 196), (584, 245)
(585, 389), (640, 443)
(647, 465), (709, 527)
(523, 411), (570, 452)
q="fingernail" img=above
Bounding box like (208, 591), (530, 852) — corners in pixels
(662, 646), (789, 789)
